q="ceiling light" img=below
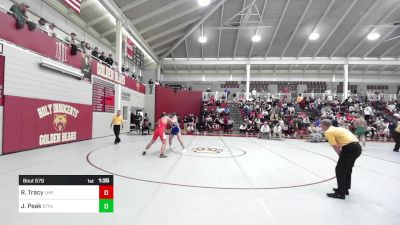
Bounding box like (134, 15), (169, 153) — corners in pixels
(251, 34), (261, 42)
(308, 32), (320, 41)
(198, 36), (207, 44)
(198, 0), (211, 7)
(367, 32), (380, 41)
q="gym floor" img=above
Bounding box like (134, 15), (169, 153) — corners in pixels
(1, 135), (399, 225)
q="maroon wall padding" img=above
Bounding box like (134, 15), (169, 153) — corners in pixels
(155, 86), (202, 121)
(3, 96), (93, 154)
(0, 55), (4, 105)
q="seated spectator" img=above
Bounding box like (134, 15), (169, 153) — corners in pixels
(239, 123), (247, 134)
(273, 123), (282, 139)
(225, 118), (233, 133)
(259, 122), (271, 139)
(223, 107), (230, 114)
(308, 123), (323, 142)
(9, 3), (29, 29)
(48, 23), (56, 38)
(37, 18), (48, 33)
(99, 52), (106, 61)
(187, 123), (195, 134)
(106, 54), (114, 66)
(123, 67), (130, 76)
(270, 111), (279, 122)
(213, 117), (222, 131)
(216, 107), (224, 114)
(91, 47), (99, 58)
(208, 95), (215, 106)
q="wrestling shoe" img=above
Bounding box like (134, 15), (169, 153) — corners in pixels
(327, 192), (345, 199)
(181, 148), (186, 153)
(142, 151), (147, 156)
(159, 154), (168, 158)
(394, 149), (399, 152)
(333, 188), (349, 195)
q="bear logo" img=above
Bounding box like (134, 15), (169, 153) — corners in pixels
(53, 114), (68, 132)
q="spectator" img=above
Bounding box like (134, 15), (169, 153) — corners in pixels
(48, 23), (56, 38)
(189, 86), (192, 91)
(99, 52), (106, 61)
(252, 88), (257, 98)
(224, 88), (230, 99)
(393, 121), (400, 152)
(296, 94), (303, 104)
(148, 79), (154, 94)
(80, 41), (86, 53)
(142, 113), (151, 135)
(239, 123), (247, 134)
(123, 67), (130, 76)
(259, 122), (271, 139)
(273, 123), (282, 139)
(187, 122), (195, 134)
(308, 123), (323, 142)
(106, 54), (114, 66)
(37, 18), (48, 33)
(91, 47), (99, 58)
(364, 104), (373, 122)
(65, 33), (78, 55)
(85, 42), (91, 52)
(9, 2), (29, 29)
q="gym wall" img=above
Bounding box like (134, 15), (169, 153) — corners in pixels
(0, 11), (146, 153)
(155, 86), (202, 122)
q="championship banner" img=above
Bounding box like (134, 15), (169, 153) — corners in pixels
(3, 96), (93, 154)
(81, 53), (92, 81)
(126, 38), (135, 60)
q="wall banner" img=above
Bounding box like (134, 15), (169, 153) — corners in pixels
(3, 96), (93, 154)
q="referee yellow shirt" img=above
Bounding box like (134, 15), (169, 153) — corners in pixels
(324, 126), (359, 147)
(112, 115), (123, 126)
(396, 124), (400, 133)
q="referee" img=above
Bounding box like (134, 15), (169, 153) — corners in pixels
(394, 121), (400, 152)
(110, 110), (124, 144)
(321, 119), (362, 199)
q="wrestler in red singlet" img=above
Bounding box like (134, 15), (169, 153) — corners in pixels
(152, 117), (168, 141)
(143, 113), (175, 158)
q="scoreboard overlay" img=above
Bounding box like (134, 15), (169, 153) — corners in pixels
(19, 175), (113, 213)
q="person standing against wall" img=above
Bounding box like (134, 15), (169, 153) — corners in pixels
(393, 121), (400, 152)
(110, 110), (123, 144)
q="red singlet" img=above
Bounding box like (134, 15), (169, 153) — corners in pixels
(152, 117), (167, 140)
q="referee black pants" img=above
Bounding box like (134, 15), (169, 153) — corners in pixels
(336, 142), (362, 194)
(393, 132), (400, 151)
(113, 125), (121, 143)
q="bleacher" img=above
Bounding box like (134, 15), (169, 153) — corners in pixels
(221, 81), (239, 89)
(248, 81), (328, 93)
